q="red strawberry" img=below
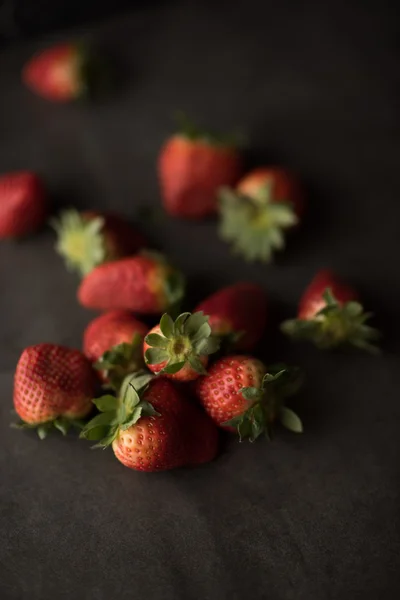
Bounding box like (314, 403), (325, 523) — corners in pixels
(158, 118), (242, 219)
(196, 355), (303, 441)
(143, 312), (220, 381)
(0, 171), (46, 239)
(22, 43), (105, 102)
(81, 375), (219, 471)
(219, 167), (303, 262)
(51, 209), (146, 276)
(281, 269), (380, 352)
(77, 252), (185, 314)
(83, 310), (148, 387)
(13, 343), (96, 438)
(195, 282), (267, 351)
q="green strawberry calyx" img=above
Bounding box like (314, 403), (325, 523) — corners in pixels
(281, 289), (380, 353)
(223, 365), (304, 442)
(145, 312), (220, 375)
(80, 372), (157, 448)
(139, 250), (186, 316)
(11, 416), (86, 440)
(94, 333), (144, 391)
(175, 112), (242, 149)
(51, 209), (107, 276)
(218, 183), (298, 263)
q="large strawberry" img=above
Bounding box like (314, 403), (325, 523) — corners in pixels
(77, 252), (185, 314)
(51, 209), (146, 276)
(0, 171), (46, 239)
(195, 282), (267, 351)
(281, 269), (380, 352)
(218, 167), (303, 262)
(83, 310), (148, 388)
(143, 312), (220, 381)
(13, 344), (96, 438)
(158, 117), (242, 219)
(81, 375), (219, 471)
(196, 355), (303, 441)
(22, 43), (108, 102)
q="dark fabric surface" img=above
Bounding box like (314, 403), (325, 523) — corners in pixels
(1, 1), (399, 598)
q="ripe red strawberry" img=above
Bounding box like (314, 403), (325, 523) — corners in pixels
(219, 167), (303, 262)
(81, 375), (219, 471)
(83, 310), (148, 387)
(51, 209), (146, 276)
(158, 118), (242, 219)
(22, 43), (104, 102)
(196, 355), (303, 441)
(77, 252), (185, 314)
(281, 269), (380, 352)
(13, 343), (96, 438)
(143, 312), (220, 381)
(195, 282), (267, 351)
(0, 171), (46, 239)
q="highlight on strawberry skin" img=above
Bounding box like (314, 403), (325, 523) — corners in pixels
(281, 269), (380, 352)
(0, 171), (47, 239)
(22, 42), (110, 103)
(218, 167), (303, 262)
(144, 312), (220, 382)
(51, 209), (146, 277)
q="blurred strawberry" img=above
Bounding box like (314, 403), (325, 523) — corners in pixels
(0, 171), (46, 239)
(219, 167), (303, 262)
(51, 209), (146, 276)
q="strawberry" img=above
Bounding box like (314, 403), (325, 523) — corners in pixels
(143, 312), (220, 381)
(219, 167), (303, 262)
(196, 356), (303, 441)
(51, 209), (146, 276)
(22, 43), (107, 102)
(0, 171), (46, 239)
(77, 252), (185, 314)
(83, 310), (148, 387)
(81, 374), (219, 471)
(158, 117), (242, 219)
(13, 343), (96, 439)
(195, 282), (267, 351)
(281, 269), (380, 352)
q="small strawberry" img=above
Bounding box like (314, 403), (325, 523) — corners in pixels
(51, 209), (146, 276)
(196, 355), (303, 441)
(81, 375), (219, 471)
(77, 252), (185, 314)
(158, 116), (242, 219)
(281, 269), (380, 352)
(195, 282), (267, 351)
(143, 312), (220, 381)
(219, 167), (303, 262)
(83, 310), (148, 387)
(22, 43), (108, 102)
(0, 171), (46, 239)
(13, 343), (96, 439)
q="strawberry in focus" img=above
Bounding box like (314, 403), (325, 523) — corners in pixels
(83, 310), (148, 387)
(0, 171), (46, 239)
(13, 343), (96, 438)
(77, 252), (185, 314)
(52, 209), (146, 276)
(81, 375), (219, 471)
(219, 167), (303, 262)
(144, 312), (220, 381)
(281, 269), (380, 352)
(158, 117), (242, 219)
(196, 355), (303, 441)
(22, 43), (107, 102)
(195, 282), (267, 351)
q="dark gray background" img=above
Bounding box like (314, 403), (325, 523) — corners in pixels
(1, 1), (399, 598)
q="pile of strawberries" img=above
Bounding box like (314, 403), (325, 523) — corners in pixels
(2, 42), (380, 473)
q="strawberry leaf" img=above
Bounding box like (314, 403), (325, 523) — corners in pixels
(93, 395), (118, 412)
(145, 333), (168, 348)
(188, 355), (207, 375)
(279, 407), (303, 433)
(145, 348), (169, 365)
(53, 418), (70, 436)
(162, 361), (186, 374)
(159, 313), (175, 338)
